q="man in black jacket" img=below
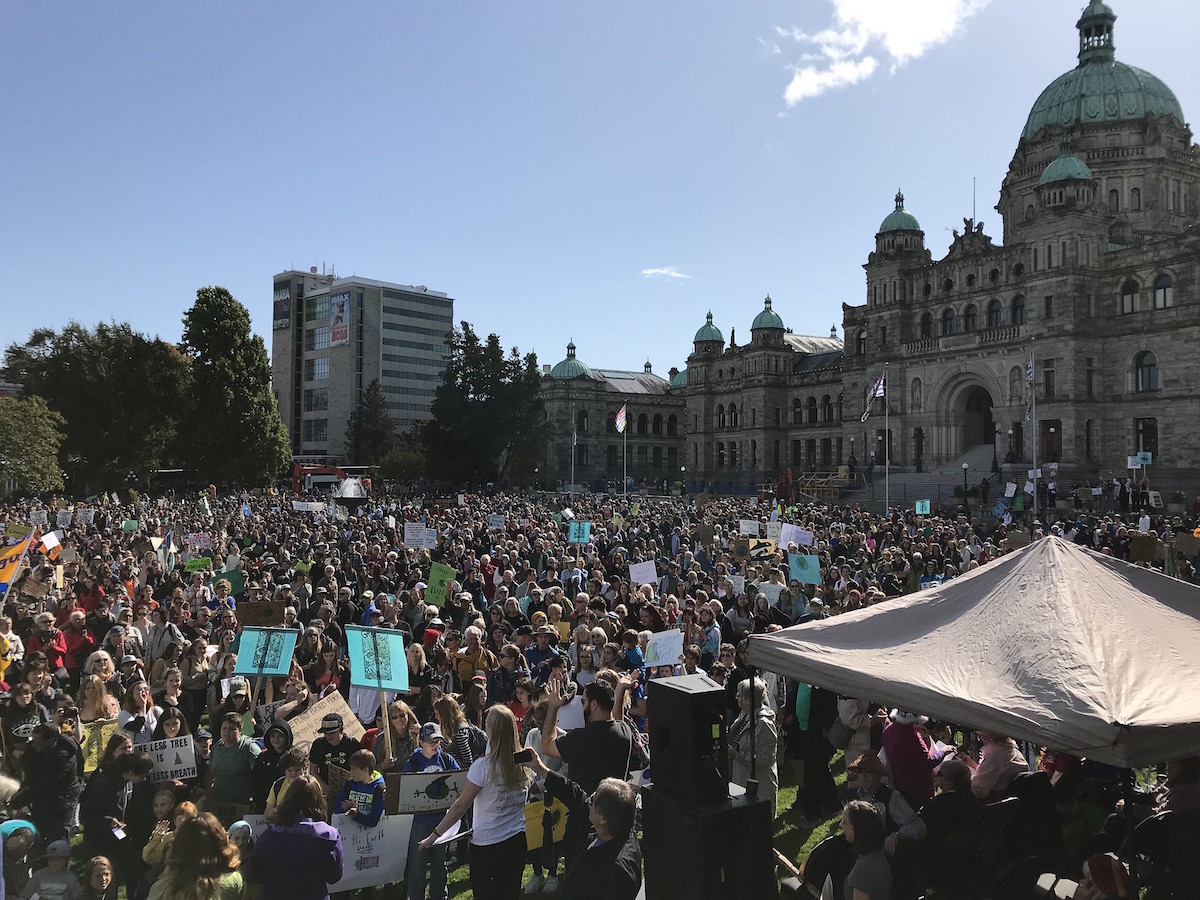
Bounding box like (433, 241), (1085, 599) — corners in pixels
(524, 751), (641, 900)
(12, 722), (84, 844)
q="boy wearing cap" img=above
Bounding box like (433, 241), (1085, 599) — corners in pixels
(402, 722), (460, 900)
(22, 839), (81, 900)
(308, 712), (362, 789)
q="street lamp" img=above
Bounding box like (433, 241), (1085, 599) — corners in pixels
(1049, 426), (1057, 463)
(962, 462), (970, 509)
(1007, 428), (1014, 459)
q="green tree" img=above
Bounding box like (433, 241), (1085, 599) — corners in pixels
(345, 379), (396, 465)
(180, 286), (291, 485)
(0, 396), (66, 493)
(378, 423), (426, 483)
(3, 322), (191, 486)
(422, 322), (548, 484)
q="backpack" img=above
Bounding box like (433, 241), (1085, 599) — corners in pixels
(465, 723), (488, 761)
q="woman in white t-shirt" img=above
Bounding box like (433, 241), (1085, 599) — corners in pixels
(419, 704), (529, 900)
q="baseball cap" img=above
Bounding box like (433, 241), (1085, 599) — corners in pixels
(318, 713), (344, 733)
(46, 840), (71, 858)
(418, 722), (443, 743)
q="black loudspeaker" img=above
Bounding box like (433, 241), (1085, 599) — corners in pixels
(641, 785), (778, 900)
(647, 673), (728, 804)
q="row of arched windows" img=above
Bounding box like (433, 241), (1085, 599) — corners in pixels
(1120, 274), (1174, 314)
(790, 395), (840, 425)
(920, 297), (1026, 338)
(599, 410), (678, 435)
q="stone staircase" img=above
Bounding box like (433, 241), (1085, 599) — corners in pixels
(845, 443), (1005, 509)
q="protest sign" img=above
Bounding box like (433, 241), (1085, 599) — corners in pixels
(764, 521), (782, 545)
(643, 629), (684, 666)
(628, 560), (657, 586)
(747, 539), (776, 561)
(1006, 530), (1031, 550)
(1129, 533), (1161, 563)
(291, 500), (326, 513)
(209, 567), (244, 597)
(346, 625), (410, 693)
(915, 500), (931, 515)
(739, 519), (760, 536)
(698, 523), (714, 547)
(5, 521), (31, 540)
(76, 508), (95, 526)
(187, 532), (212, 550)
(330, 814), (411, 891)
(185, 557), (209, 573)
(29, 509), (48, 526)
(1173, 532), (1200, 556)
(993, 501), (1007, 519)
(145, 735), (197, 782)
(788, 554), (821, 585)
(758, 582), (786, 607)
(122, 519), (139, 532)
(779, 524), (814, 548)
(525, 797), (569, 851)
(730, 575), (746, 596)
(424, 528), (438, 548)
(387, 770), (469, 815)
(56, 509), (73, 529)
(233, 628), (299, 678)
(732, 538), (750, 562)
(208, 802), (252, 829)
(1005, 482), (1017, 498)
(427, 562), (456, 603)
(402, 522), (426, 548)
(567, 521), (592, 544)
(288, 691), (365, 756)
(82, 719), (119, 773)
(256, 700), (286, 728)
(236, 601), (288, 629)
(487, 514), (506, 531)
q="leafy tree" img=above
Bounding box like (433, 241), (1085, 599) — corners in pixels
(180, 286), (291, 485)
(0, 396), (66, 493)
(345, 379), (396, 465)
(378, 423), (426, 482)
(422, 322), (548, 484)
(3, 322), (191, 486)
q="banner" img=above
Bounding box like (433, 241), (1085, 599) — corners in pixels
(386, 770), (469, 815)
(145, 735), (197, 782)
(779, 524), (814, 548)
(346, 626), (409, 693)
(0, 537), (31, 592)
(82, 719), (120, 773)
(628, 560), (657, 586)
(233, 628), (299, 678)
(291, 501), (327, 513)
(330, 813), (411, 891)
(288, 691), (365, 757)
(567, 521), (592, 544)
(329, 292), (351, 346)
(788, 553), (822, 585)
(236, 601), (288, 628)
(427, 562), (456, 603)
(643, 629), (684, 667)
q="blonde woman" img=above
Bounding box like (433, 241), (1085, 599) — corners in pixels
(79, 674), (120, 723)
(419, 705), (529, 899)
(374, 699), (420, 772)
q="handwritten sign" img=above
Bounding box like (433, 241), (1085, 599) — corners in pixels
(236, 601), (288, 629)
(567, 521), (592, 544)
(914, 500), (931, 515)
(403, 522), (427, 548)
(628, 560), (657, 586)
(82, 719), (120, 773)
(779, 524), (814, 548)
(487, 514), (506, 531)
(643, 629), (684, 666)
(288, 691), (366, 757)
(739, 519), (759, 536)
(427, 563), (456, 603)
(145, 735), (197, 782)
(788, 553), (822, 586)
(386, 770), (469, 815)
(330, 813), (412, 891)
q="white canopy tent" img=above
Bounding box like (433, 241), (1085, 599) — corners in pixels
(746, 536), (1200, 768)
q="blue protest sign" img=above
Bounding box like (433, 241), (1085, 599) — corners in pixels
(992, 501), (1007, 518)
(788, 553), (822, 586)
(1137, 451), (1153, 466)
(233, 628), (299, 678)
(915, 500), (931, 515)
(346, 626), (410, 693)
(567, 521), (592, 544)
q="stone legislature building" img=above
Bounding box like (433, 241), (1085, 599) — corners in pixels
(542, 2), (1199, 496)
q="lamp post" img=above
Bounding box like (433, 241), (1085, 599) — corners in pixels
(962, 462), (970, 511)
(680, 464), (686, 496)
(992, 427), (1000, 474)
(1007, 427), (1014, 460)
(534, 466), (539, 493)
(1049, 426), (1057, 463)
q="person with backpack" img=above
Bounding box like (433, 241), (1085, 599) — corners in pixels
(402, 723), (461, 900)
(434, 695), (486, 770)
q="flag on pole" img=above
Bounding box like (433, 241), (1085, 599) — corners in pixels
(861, 373), (886, 422)
(615, 404), (627, 434)
(1025, 355), (1035, 421)
(572, 430), (577, 448)
(0, 536), (32, 593)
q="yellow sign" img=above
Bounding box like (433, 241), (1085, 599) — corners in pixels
(82, 719), (120, 773)
(524, 796), (569, 850)
(0, 537), (31, 590)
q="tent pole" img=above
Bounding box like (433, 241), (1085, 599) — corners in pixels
(1122, 767), (1140, 894)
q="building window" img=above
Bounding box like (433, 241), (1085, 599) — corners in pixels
(729, 443), (738, 468)
(1135, 417), (1158, 457)
(1042, 359), (1056, 399)
(1011, 295), (1026, 325)
(667, 415), (678, 436)
(637, 413), (648, 434)
(987, 299), (1002, 328)
(652, 414), (663, 435)
(942, 278), (954, 293)
(1086, 358), (1096, 400)
(305, 295), (330, 323)
(576, 409), (589, 432)
(963, 305), (977, 332)
(773, 440), (780, 466)
(729, 404), (738, 428)
(821, 395), (834, 423)
(302, 418), (328, 443)
(304, 326), (330, 351)
(1085, 419), (1095, 460)
(807, 397), (818, 424)
(606, 411), (617, 433)
(792, 399), (803, 425)
(806, 439), (816, 467)
(1135, 351), (1159, 392)
(1044, 295), (1054, 318)
(1154, 274), (1174, 309)
(941, 308), (955, 336)
(607, 445), (618, 468)
(1131, 187), (1141, 210)
(652, 447), (663, 469)
(1108, 188), (1120, 212)
(668, 447), (677, 469)
(750, 440), (758, 467)
(303, 387), (328, 412)
(792, 440), (802, 466)
(304, 357), (329, 381)
(920, 313), (933, 339)
(636, 446), (647, 467)
(1121, 280), (1138, 315)
(774, 407), (781, 426)
(856, 329), (867, 356)
(693, 444), (699, 467)
(910, 378), (923, 412)
(820, 438), (832, 468)
(880, 325), (888, 346)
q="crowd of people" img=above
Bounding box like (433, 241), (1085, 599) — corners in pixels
(0, 484), (1196, 900)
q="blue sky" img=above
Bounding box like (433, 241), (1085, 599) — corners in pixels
(2, 1), (1196, 376)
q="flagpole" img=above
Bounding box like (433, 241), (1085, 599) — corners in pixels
(884, 364), (890, 514)
(1031, 349), (1038, 527)
(6, 530), (36, 598)
(570, 402), (576, 498)
(623, 399), (628, 500)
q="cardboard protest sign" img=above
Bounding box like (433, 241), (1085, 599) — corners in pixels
(427, 562), (456, 603)
(765, 521), (783, 544)
(788, 554), (822, 585)
(386, 770), (469, 815)
(779, 524), (814, 548)
(747, 539), (777, 561)
(346, 626), (409, 693)
(1129, 533), (1161, 563)
(235, 601), (288, 628)
(56, 509), (73, 529)
(1006, 530), (1031, 550)
(1173, 532), (1200, 556)
(76, 509), (96, 526)
(730, 575), (746, 595)
(145, 735), (197, 782)
(487, 514), (506, 531)
(29, 510), (48, 527)
(4, 521), (31, 540)
(288, 691), (365, 757)
(643, 629), (684, 666)
(233, 628), (299, 679)
(628, 560), (657, 586)
(330, 814), (411, 891)
(698, 523), (714, 547)
(732, 538), (750, 562)
(208, 802), (252, 829)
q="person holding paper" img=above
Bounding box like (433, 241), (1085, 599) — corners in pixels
(402, 722), (461, 900)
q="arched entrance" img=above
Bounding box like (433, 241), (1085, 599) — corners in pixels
(961, 386), (994, 448)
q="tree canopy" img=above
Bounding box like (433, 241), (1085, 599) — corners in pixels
(345, 379), (395, 466)
(0, 396), (66, 494)
(422, 322), (548, 484)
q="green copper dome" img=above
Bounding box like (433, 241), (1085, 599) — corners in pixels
(878, 190), (922, 233)
(1039, 150), (1093, 185)
(751, 295), (785, 331)
(670, 368), (688, 388)
(1022, 3), (1184, 141)
(693, 311), (724, 344)
(548, 341), (593, 379)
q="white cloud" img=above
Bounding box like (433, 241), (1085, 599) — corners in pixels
(757, 36), (782, 56)
(771, 0), (989, 104)
(640, 266), (692, 282)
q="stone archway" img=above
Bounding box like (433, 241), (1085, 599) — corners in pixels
(961, 386), (995, 447)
